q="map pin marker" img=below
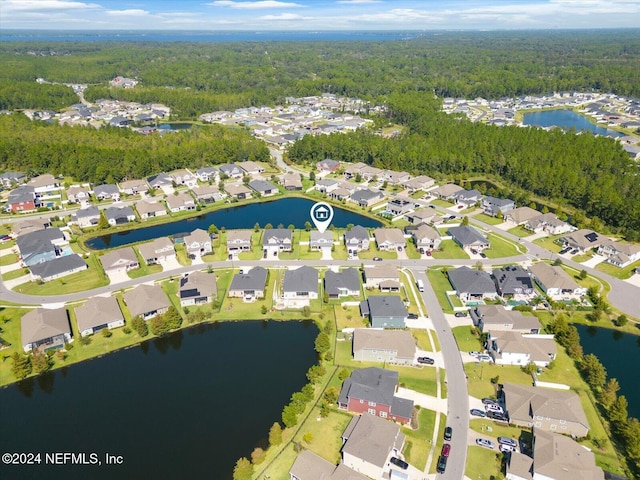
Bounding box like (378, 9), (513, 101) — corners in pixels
(310, 202), (334, 233)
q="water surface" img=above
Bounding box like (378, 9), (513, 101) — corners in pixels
(523, 109), (623, 138)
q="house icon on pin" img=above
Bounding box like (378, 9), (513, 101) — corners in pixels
(314, 205), (329, 220)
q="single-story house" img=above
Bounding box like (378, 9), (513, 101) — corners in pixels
(528, 262), (587, 300)
(218, 163), (243, 179)
(282, 266), (319, 300)
(0, 171), (26, 187)
(289, 450), (368, 480)
(309, 230), (333, 251)
(504, 206), (541, 226)
(363, 265), (400, 289)
(138, 237), (175, 265)
(22, 307), (71, 352)
(373, 228), (406, 251)
(28, 174), (61, 195)
(136, 199), (167, 219)
(317, 158), (340, 172)
(350, 188), (384, 207)
(166, 192), (196, 213)
(29, 254), (87, 282)
(353, 329), (416, 365)
(493, 265), (535, 298)
(248, 179), (279, 197)
(104, 205), (136, 226)
(191, 184), (224, 203)
(228, 266), (268, 301)
(383, 170), (410, 185)
(75, 296), (125, 337)
(328, 187), (352, 202)
(123, 284), (171, 320)
(12, 217), (50, 237)
(525, 213), (573, 235)
(239, 161), (265, 176)
(184, 229), (212, 258)
(431, 183), (464, 200)
(224, 183), (253, 200)
(324, 268), (361, 299)
(73, 205), (101, 228)
(488, 331), (557, 367)
(179, 271), (217, 306)
(99, 247), (139, 273)
(558, 229), (603, 253)
(344, 225), (370, 253)
(597, 240), (640, 268)
(263, 228), (293, 255)
(385, 198), (413, 216)
(448, 225), (490, 251)
(280, 173), (303, 191)
(119, 179), (147, 195)
(406, 209), (438, 225)
(93, 184), (120, 202)
(402, 175), (435, 191)
(146, 172), (173, 191)
(447, 266), (498, 303)
(481, 196), (515, 217)
(66, 185), (91, 204)
(360, 295), (407, 329)
(315, 178), (339, 193)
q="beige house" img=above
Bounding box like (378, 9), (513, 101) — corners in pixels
(75, 296), (125, 337)
(123, 284), (171, 320)
(184, 229), (212, 258)
(353, 329), (416, 365)
(166, 192), (196, 213)
(119, 179), (147, 195)
(179, 271), (217, 306)
(21, 307), (71, 352)
(136, 199), (167, 219)
(373, 228), (406, 251)
(363, 265), (400, 289)
(138, 237), (175, 265)
(503, 206), (541, 226)
(528, 263), (587, 300)
(99, 247), (139, 274)
(289, 450), (368, 480)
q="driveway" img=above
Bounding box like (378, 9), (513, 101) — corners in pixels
(3, 274), (30, 289)
(625, 274), (640, 287)
(106, 269), (130, 284)
(321, 247), (332, 260)
(396, 387), (447, 414)
(581, 254), (607, 268)
(159, 256), (181, 270)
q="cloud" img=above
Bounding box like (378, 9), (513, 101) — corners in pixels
(106, 9), (150, 16)
(337, 0), (382, 4)
(0, 0), (100, 12)
(209, 1), (305, 9)
(259, 12), (309, 20)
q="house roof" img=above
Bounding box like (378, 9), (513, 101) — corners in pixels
(283, 266), (318, 294)
(453, 189), (482, 201)
(230, 266), (268, 291)
(310, 230), (333, 244)
(506, 452), (533, 480)
(184, 228), (210, 245)
(224, 183), (252, 196)
(75, 205), (100, 219)
(29, 254), (86, 280)
(412, 223), (439, 241)
(28, 174), (58, 188)
(138, 237), (174, 260)
(341, 412), (405, 468)
(248, 179), (278, 193)
(318, 158), (340, 169)
(146, 172), (172, 187)
(124, 284), (171, 318)
(363, 265), (399, 281)
(239, 160), (263, 173)
(366, 295), (407, 318)
(16, 228), (64, 262)
(8, 185), (36, 205)
(105, 205), (135, 221)
(529, 263), (580, 291)
(99, 247), (138, 270)
(21, 308), (70, 347)
(179, 271), (217, 300)
(136, 199), (165, 215)
(195, 166), (218, 176)
(262, 228), (292, 246)
(559, 229), (603, 250)
(483, 195), (514, 208)
(448, 226), (489, 246)
(316, 178), (338, 187)
(432, 183), (464, 197)
(345, 225), (369, 242)
(226, 229), (253, 243)
(373, 228), (405, 246)
(448, 267), (497, 295)
(351, 189), (383, 203)
(491, 331), (557, 363)
(493, 265), (534, 295)
(503, 383), (589, 431)
(192, 184), (220, 197)
(353, 329), (416, 359)
(324, 268), (360, 296)
(505, 206), (541, 224)
(533, 430), (604, 480)
(280, 173), (302, 188)
(166, 192), (194, 210)
(12, 217), (49, 237)
(75, 296), (124, 333)
(218, 163), (241, 175)
(473, 305), (541, 331)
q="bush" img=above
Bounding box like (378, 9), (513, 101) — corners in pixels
(616, 314), (628, 327)
(123, 327), (132, 334)
(79, 335), (92, 346)
(131, 316), (149, 337)
(11, 352), (32, 379)
(269, 422), (283, 446)
(102, 329), (113, 338)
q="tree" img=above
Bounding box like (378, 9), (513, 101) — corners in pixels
(264, 223), (273, 229)
(302, 305), (311, 318)
(208, 224), (219, 234)
(232, 457), (253, 480)
(474, 261), (483, 271)
(338, 368), (350, 381)
(282, 404), (299, 428)
(309, 170), (316, 181)
(609, 395), (629, 423)
(306, 364), (326, 383)
(314, 332), (331, 356)
(164, 306), (182, 330)
(616, 314), (628, 327)
(304, 221), (312, 232)
(254, 222), (260, 231)
(579, 269), (588, 280)
(552, 257), (563, 266)
(580, 353), (607, 390)
(269, 422), (283, 446)
(11, 352), (32, 379)
(98, 211), (109, 230)
(150, 315), (171, 336)
(324, 386), (339, 404)
(131, 316), (149, 337)
(600, 378), (620, 410)
(355, 173), (363, 183)
(461, 216), (469, 226)
(303, 432), (313, 444)
(32, 351), (51, 374)
(288, 224), (295, 230)
(250, 448), (265, 465)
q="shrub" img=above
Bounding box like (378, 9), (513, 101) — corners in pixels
(102, 329), (113, 338)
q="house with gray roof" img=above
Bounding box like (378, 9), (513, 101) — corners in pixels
(488, 331), (557, 367)
(470, 304), (541, 334)
(338, 367), (413, 424)
(16, 228), (69, 266)
(344, 225), (370, 254)
(353, 329), (416, 365)
(104, 205), (136, 226)
(452, 189), (483, 207)
(184, 229), (212, 258)
(493, 265), (535, 298)
(408, 223), (441, 251)
(0, 171), (26, 187)
(146, 172), (173, 190)
(350, 188), (384, 207)
(406, 209), (438, 225)
(263, 228), (293, 256)
(179, 271), (217, 306)
(7, 185), (38, 212)
(194, 166), (218, 183)
(218, 163), (243, 179)
(360, 296), (407, 329)
(315, 178), (339, 193)
(528, 263), (587, 300)
(289, 450), (368, 480)
(136, 199), (167, 219)
(29, 254), (87, 282)
(448, 225), (490, 251)
(481, 196), (515, 217)
(21, 307), (71, 352)
(123, 284), (171, 320)
(385, 198), (413, 216)
(283, 266), (318, 301)
(324, 268), (361, 299)
(138, 237), (175, 265)
(373, 228), (406, 251)
(248, 179), (279, 197)
(448, 266), (498, 303)
(73, 205), (100, 228)
(525, 213), (573, 235)
(75, 296), (125, 337)
(99, 247), (139, 273)
(309, 230), (333, 251)
(317, 158), (340, 172)
(66, 185), (91, 204)
(228, 266), (268, 301)
(93, 184), (120, 202)
(341, 413), (407, 479)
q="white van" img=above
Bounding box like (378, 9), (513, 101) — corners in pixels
(416, 279), (425, 292)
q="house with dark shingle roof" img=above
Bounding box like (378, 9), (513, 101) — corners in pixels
(350, 188), (384, 207)
(448, 266), (498, 303)
(282, 266), (318, 300)
(263, 228), (292, 255)
(344, 225), (370, 253)
(317, 158), (340, 172)
(248, 179), (279, 197)
(146, 172), (173, 190)
(338, 367), (413, 424)
(481, 196), (515, 217)
(29, 254), (87, 282)
(73, 205), (100, 228)
(21, 307), (71, 352)
(75, 296), (125, 337)
(7, 185), (38, 213)
(359, 295), (407, 329)
(493, 265), (535, 298)
(228, 266), (268, 301)
(448, 225), (490, 251)
(324, 268), (360, 299)
(105, 205), (136, 226)
(16, 228), (68, 266)
(218, 163), (243, 179)
(93, 183), (120, 202)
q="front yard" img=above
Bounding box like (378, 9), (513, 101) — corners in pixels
(431, 239), (469, 260)
(483, 233), (525, 258)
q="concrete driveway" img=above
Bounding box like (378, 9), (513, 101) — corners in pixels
(106, 269), (130, 284)
(321, 247), (332, 260)
(159, 256), (181, 270)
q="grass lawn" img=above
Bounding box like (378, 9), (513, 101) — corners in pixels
(595, 259), (640, 280)
(431, 240), (469, 260)
(507, 225), (534, 238)
(533, 234), (564, 253)
(359, 248), (397, 260)
(405, 241), (422, 260)
(333, 305), (367, 331)
(331, 242), (349, 260)
(469, 419), (532, 442)
(0, 252), (18, 266)
(465, 446), (504, 480)
(127, 262), (163, 279)
(174, 243), (192, 266)
(452, 326), (484, 353)
(427, 268), (455, 313)
(0, 239), (16, 250)
(409, 190), (425, 199)
(430, 199), (454, 208)
(293, 408), (352, 465)
(473, 213), (504, 226)
(411, 329), (433, 352)
(238, 231), (263, 260)
(483, 233), (525, 259)
(428, 414), (448, 474)
(572, 253), (593, 263)
(402, 407), (435, 470)
(2, 267), (29, 281)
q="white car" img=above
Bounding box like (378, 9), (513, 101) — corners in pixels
(477, 354), (492, 362)
(476, 438), (495, 449)
(485, 403), (504, 414)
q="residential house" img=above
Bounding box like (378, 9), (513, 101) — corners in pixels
(328, 187), (352, 202)
(502, 383), (590, 438)
(452, 189), (483, 208)
(363, 265), (400, 290)
(169, 169), (196, 188)
(99, 247), (139, 274)
(448, 226), (490, 252)
(0, 171), (26, 187)
(343, 162), (368, 179)
(504, 206), (541, 226)
(528, 263), (587, 300)
(385, 198), (413, 217)
(224, 183), (252, 200)
(124, 284), (171, 320)
(289, 450), (369, 480)
(317, 158), (340, 172)
(406, 209), (438, 226)
(21, 307), (71, 352)
(487, 331), (557, 367)
(324, 268), (361, 299)
(338, 367), (414, 424)
(430, 183), (464, 200)
(248, 179), (279, 197)
(194, 166), (219, 183)
(360, 165), (384, 181)
(109, 116), (133, 127)
(16, 228), (69, 266)
(184, 229), (212, 258)
(29, 254), (87, 282)
(93, 184), (120, 202)
(228, 266), (268, 301)
(280, 173), (302, 191)
(341, 414), (407, 479)
(309, 230), (333, 251)
(7, 186), (38, 213)
(447, 266), (498, 303)
(179, 271), (217, 306)
(383, 170), (410, 185)
(239, 161), (265, 176)
(146, 172), (173, 191)
(315, 178), (339, 193)
(558, 229), (603, 253)
(525, 213), (573, 235)
(482, 196), (515, 217)
(226, 230), (253, 256)
(66, 185), (91, 204)
(408, 223), (441, 251)
(119, 179), (147, 195)
(105, 205), (136, 226)
(282, 266), (319, 301)
(402, 175), (434, 192)
(28, 174), (60, 196)
(166, 192), (196, 213)
(597, 240), (640, 268)
(136, 199), (167, 219)
(350, 188), (384, 207)
(360, 296), (407, 329)
(191, 184), (224, 204)
(138, 237), (175, 265)
(493, 265), (535, 298)
(352, 329), (416, 365)
(73, 205), (100, 228)
(373, 228), (406, 251)
(470, 304), (541, 334)
(263, 228), (293, 256)
(12, 218), (50, 237)
(344, 226), (370, 254)
(218, 163), (243, 179)
(75, 296), (125, 337)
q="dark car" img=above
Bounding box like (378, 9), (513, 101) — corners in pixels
(407, 313), (419, 319)
(559, 247), (571, 254)
(426, 250), (432, 256)
(482, 397), (498, 405)
(441, 443), (451, 457)
(390, 457), (408, 470)
(417, 356), (435, 365)
(454, 311), (468, 317)
(419, 247), (425, 254)
(444, 426), (452, 441)
(263, 250), (267, 259)
(372, 257), (383, 262)
(436, 455), (447, 473)
(470, 408), (486, 417)
(397, 246), (403, 252)
(487, 411), (508, 421)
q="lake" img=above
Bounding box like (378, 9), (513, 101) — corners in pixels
(0, 320), (318, 480)
(86, 197), (382, 250)
(575, 324), (640, 419)
(522, 110), (624, 138)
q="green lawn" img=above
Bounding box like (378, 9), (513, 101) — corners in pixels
(533, 234), (564, 253)
(0, 239), (16, 250)
(431, 240), (469, 260)
(595, 259), (640, 280)
(572, 253), (593, 263)
(483, 233), (525, 258)
(127, 262), (163, 279)
(2, 267), (29, 281)
(402, 408), (435, 470)
(427, 268), (455, 313)
(0, 252), (18, 266)
(473, 213), (504, 226)
(174, 243), (192, 266)
(238, 231), (263, 260)
(412, 329), (433, 352)
(465, 446), (504, 480)
(452, 326), (484, 353)
(405, 241), (422, 260)
(333, 305), (367, 331)
(507, 225), (534, 238)
(359, 248), (397, 260)
(430, 199), (454, 208)
(293, 408), (352, 465)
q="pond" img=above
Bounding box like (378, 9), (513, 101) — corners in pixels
(86, 197), (382, 250)
(575, 324), (640, 418)
(158, 123), (193, 131)
(0, 320), (318, 480)
(522, 110), (624, 138)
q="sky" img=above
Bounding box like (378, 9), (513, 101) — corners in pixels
(1, 0), (639, 31)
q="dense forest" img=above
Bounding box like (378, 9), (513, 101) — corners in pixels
(0, 115), (269, 183)
(1, 30), (639, 115)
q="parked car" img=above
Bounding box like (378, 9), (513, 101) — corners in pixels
(498, 437), (518, 448)
(457, 204), (464, 209)
(485, 403), (504, 414)
(0, 235), (11, 242)
(470, 409), (487, 417)
(570, 249), (579, 255)
(429, 204), (436, 209)
(454, 311), (468, 317)
(407, 313), (419, 319)
(390, 457), (408, 470)
(559, 246), (571, 254)
(426, 250), (432, 256)
(469, 351), (481, 357)
(444, 426), (452, 441)
(441, 443), (451, 457)
(476, 438), (495, 449)
(487, 411), (508, 421)
(482, 397), (498, 405)
(397, 246), (403, 252)
(479, 252), (487, 258)
(436, 455), (447, 473)
(417, 357), (435, 365)
(500, 444), (516, 453)
(372, 257), (383, 261)
(419, 247), (425, 254)
(477, 354), (492, 362)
